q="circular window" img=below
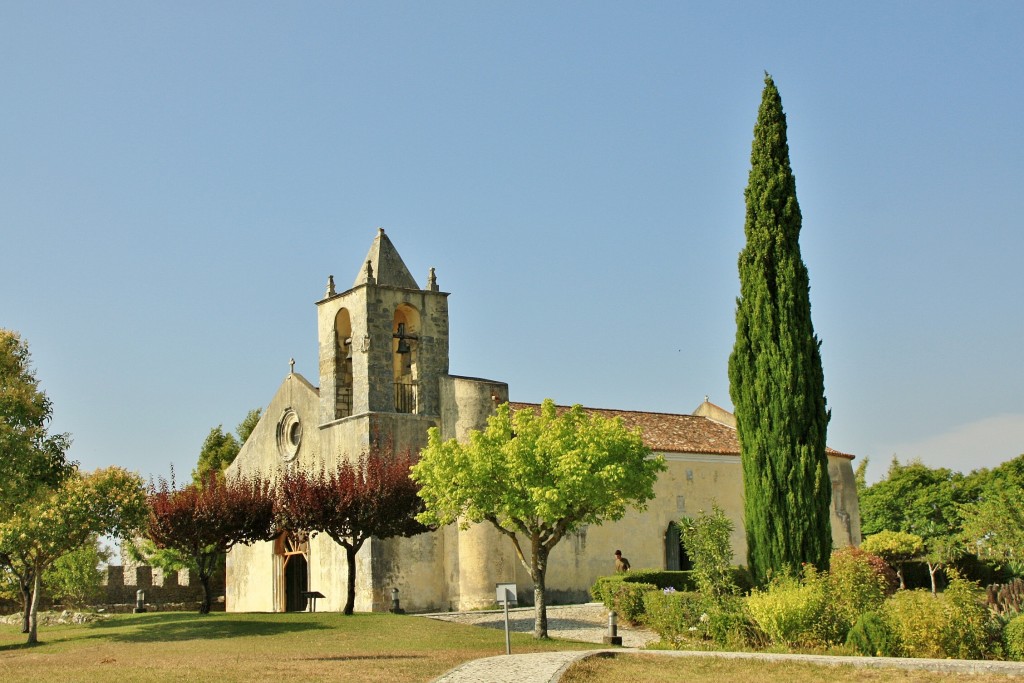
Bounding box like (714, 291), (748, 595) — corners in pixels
(276, 409), (302, 462)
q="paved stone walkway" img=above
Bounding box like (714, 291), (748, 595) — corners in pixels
(424, 604), (1024, 682)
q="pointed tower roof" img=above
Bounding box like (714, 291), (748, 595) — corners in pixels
(353, 227), (419, 289)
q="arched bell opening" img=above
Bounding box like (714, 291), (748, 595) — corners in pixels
(276, 532), (310, 612)
(335, 309), (353, 419)
(392, 304), (420, 413)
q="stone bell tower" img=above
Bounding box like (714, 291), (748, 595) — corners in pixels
(315, 228), (450, 440)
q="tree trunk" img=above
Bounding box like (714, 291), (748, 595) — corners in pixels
(27, 569), (40, 645)
(928, 562), (939, 597)
(531, 544), (549, 639)
(197, 554), (215, 614)
(20, 575), (32, 634)
(344, 545), (357, 615)
(896, 564), (905, 590)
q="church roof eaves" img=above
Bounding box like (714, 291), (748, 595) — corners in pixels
(507, 401), (855, 460)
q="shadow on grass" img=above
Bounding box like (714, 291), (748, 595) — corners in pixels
(84, 613), (331, 643)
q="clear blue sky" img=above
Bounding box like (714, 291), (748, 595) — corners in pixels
(2, 3), (1021, 485)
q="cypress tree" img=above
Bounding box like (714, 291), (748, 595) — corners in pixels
(728, 74), (831, 585)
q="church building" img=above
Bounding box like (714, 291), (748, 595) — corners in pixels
(225, 228), (862, 613)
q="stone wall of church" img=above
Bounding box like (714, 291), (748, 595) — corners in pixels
(466, 452), (861, 607)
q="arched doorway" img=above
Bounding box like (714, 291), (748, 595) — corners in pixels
(277, 533), (309, 612)
(665, 522), (693, 571)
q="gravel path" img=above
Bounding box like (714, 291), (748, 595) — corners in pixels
(422, 602), (657, 648)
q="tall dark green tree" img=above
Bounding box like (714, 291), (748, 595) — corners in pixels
(728, 74), (831, 584)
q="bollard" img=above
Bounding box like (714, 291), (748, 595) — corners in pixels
(390, 587), (405, 614)
(602, 610), (622, 646)
(134, 589), (147, 614)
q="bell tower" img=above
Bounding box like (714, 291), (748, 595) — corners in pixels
(316, 228), (450, 427)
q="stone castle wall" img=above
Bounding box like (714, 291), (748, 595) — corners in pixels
(100, 565), (224, 610)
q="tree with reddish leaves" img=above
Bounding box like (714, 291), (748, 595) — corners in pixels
(146, 473), (276, 613)
(276, 443), (429, 615)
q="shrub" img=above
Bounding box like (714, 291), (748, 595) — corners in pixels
(825, 546), (897, 639)
(705, 594), (758, 648)
(1005, 614), (1024, 661)
(881, 574), (993, 659)
(642, 589), (705, 647)
(938, 573), (994, 660)
(881, 589), (946, 658)
(680, 505), (737, 599)
(590, 575), (626, 606)
(746, 569), (829, 648)
(846, 611), (897, 657)
(609, 581), (658, 625)
(624, 570), (697, 591)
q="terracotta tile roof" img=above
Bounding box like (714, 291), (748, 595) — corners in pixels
(507, 401), (854, 460)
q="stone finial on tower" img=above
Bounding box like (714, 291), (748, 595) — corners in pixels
(427, 267), (438, 292)
(289, 358), (295, 375)
(326, 275), (336, 298)
(364, 260), (375, 285)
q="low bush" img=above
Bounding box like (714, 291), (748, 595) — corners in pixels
(623, 570), (696, 591)
(705, 594), (758, 648)
(825, 547), (897, 641)
(846, 611), (897, 657)
(881, 589), (946, 658)
(1004, 614), (1024, 661)
(590, 575), (625, 606)
(608, 581), (658, 625)
(881, 575), (994, 659)
(642, 589), (705, 647)
(746, 570), (828, 648)
(939, 574), (997, 660)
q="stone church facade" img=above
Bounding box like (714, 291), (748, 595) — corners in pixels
(225, 228), (862, 613)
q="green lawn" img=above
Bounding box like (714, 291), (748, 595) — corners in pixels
(561, 653), (1024, 683)
(0, 611), (592, 682)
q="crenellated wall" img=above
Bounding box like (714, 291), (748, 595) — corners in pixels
(100, 564), (223, 610)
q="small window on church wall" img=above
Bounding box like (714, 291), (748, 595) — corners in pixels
(335, 309), (353, 419)
(392, 305), (419, 414)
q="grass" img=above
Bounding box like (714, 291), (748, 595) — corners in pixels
(560, 653), (1024, 683)
(0, 611), (593, 682)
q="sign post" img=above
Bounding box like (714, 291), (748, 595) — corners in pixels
(495, 583), (516, 655)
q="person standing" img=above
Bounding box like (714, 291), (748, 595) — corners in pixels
(614, 549), (631, 573)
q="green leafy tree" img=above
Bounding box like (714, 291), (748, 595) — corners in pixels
(728, 74), (831, 584)
(680, 504), (737, 600)
(0, 329), (75, 634)
(42, 535), (111, 608)
(0, 329), (73, 514)
(236, 409), (261, 445)
(859, 457), (979, 593)
(191, 409), (262, 487)
(0, 467), (147, 644)
(860, 529), (925, 590)
(192, 427), (240, 487)
(411, 400), (665, 638)
(960, 455), (1024, 575)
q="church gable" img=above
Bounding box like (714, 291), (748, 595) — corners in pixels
(229, 371), (320, 479)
